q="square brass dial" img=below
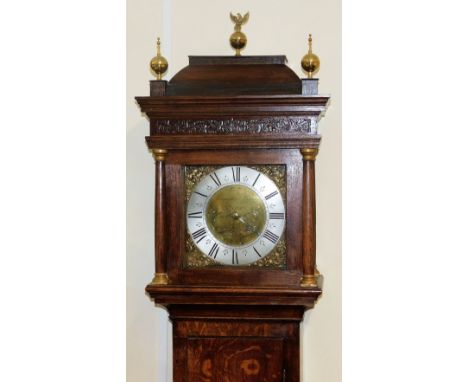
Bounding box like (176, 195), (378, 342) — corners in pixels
(184, 164), (287, 269)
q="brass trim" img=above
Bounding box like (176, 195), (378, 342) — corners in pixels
(300, 274), (318, 287)
(152, 149), (168, 161)
(300, 148), (319, 161)
(151, 273), (169, 285)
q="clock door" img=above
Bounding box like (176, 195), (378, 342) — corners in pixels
(162, 149), (305, 287)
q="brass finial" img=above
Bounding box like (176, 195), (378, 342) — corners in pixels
(301, 34), (320, 78)
(150, 37), (168, 80)
(229, 12), (249, 56)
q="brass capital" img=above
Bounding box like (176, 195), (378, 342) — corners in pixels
(300, 274), (318, 287)
(300, 148), (319, 161)
(151, 273), (169, 285)
(152, 149), (168, 161)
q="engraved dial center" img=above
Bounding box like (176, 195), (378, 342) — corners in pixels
(206, 185), (267, 247)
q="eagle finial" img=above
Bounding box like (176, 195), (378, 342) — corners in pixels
(229, 12), (249, 56)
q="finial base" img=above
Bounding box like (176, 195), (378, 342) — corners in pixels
(150, 80), (167, 96)
(301, 78), (318, 95)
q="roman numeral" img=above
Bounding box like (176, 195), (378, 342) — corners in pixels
(253, 247), (262, 258)
(210, 172), (221, 187)
(192, 227), (207, 243)
(194, 191), (208, 198)
(265, 191), (278, 200)
(269, 212), (285, 219)
(252, 173), (261, 187)
(188, 211), (203, 218)
(263, 230), (279, 244)
(231, 166), (241, 182)
(208, 243), (219, 258)
(232, 249), (239, 265)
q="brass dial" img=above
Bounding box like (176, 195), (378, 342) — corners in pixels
(186, 166), (285, 266)
(206, 185), (267, 246)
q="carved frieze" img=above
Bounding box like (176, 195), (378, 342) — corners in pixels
(151, 117), (317, 135)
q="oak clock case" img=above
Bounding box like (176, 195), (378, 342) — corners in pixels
(136, 53), (329, 382)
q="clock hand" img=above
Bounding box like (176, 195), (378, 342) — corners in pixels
(237, 215), (258, 233)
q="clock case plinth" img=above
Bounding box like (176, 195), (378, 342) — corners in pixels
(136, 56), (329, 382)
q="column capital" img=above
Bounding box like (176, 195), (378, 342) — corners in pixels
(300, 148), (319, 160)
(152, 149), (168, 161)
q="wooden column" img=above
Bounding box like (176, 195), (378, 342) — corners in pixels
(151, 149), (169, 285)
(300, 148), (319, 287)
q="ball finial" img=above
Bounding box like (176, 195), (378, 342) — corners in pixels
(150, 37), (168, 80)
(301, 34), (320, 78)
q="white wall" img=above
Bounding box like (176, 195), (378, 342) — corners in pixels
(127, 1), (341, 381)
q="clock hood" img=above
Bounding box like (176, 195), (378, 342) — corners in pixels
(166, 55), (303, 96)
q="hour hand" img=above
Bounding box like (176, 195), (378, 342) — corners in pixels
(237, 215), (257, 232)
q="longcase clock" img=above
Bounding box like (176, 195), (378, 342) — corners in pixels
(136, 49), (329, 381)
